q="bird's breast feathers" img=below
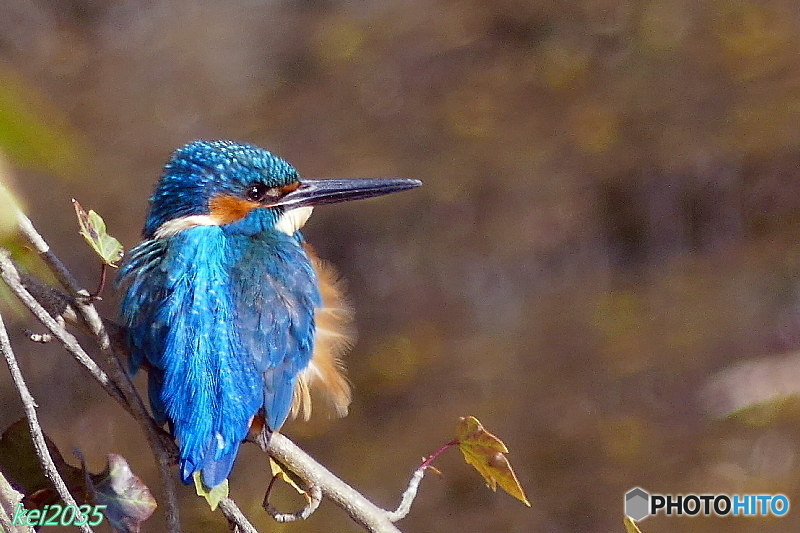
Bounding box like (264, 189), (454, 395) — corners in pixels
(121, 222), (352, 429)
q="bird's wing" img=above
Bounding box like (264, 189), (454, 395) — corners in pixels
(119, 227), (262, 488)
(229, 234), (320, 431)
(118, 238), (168, 374)
(291, 245), (353, 421)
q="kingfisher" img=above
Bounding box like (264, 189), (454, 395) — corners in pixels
(117, 140), (420, 488)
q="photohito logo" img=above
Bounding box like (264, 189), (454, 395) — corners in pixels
(624, 487), (789, 520)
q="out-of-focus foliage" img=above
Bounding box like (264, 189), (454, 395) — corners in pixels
(0, 156), (22, 239)
(2, 1), (800, 532)
(0, 60), (90, 312)
(0, 63), (89, 179)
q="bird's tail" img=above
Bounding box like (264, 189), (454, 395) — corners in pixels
(181, 438), (241, 489)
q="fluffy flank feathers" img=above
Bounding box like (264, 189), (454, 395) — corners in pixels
(291, 246), (354, 420)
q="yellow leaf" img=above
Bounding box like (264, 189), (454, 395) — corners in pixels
(624, 516), (644, 533)
(269, 458), (308, 496)
(456, 416), (530, 506)
(192, 472), (228, 511)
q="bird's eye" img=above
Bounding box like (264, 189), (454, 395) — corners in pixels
(245, 183), (280, 202)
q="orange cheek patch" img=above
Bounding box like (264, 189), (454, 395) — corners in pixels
(209, 194), (260, 224)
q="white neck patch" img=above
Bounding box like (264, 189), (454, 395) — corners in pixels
(153, 215), (219, 239)
(153, 206), (313, 239)
(275, 206), (314, 236)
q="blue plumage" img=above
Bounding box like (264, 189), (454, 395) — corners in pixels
(118, 140), (420, 488)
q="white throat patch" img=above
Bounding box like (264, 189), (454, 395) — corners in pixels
(274, 206), (314, 236)
(153, 215), (219, 239)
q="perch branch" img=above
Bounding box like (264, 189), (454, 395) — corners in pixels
(218, 498), (259, 533)
(254, 432), (403, 533)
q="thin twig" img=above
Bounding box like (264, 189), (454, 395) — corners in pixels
(255, 432), (403, 533)
(218, 498), (259, 533)
(0, 250), (126, 406)
(386, 440), (455, 521)
(14, 210), (87, 302)
(0, 248), (259, 533)
(0, 308), (94, 533)
(16, 209), (116, 359)
(0, 249), (183, 531)
(5, 204), (435, 533)
(263, 478), (322, 522)
(88, 263), (108, 300)
(386, 468), (426, 522)
(0, 470), (30, 533)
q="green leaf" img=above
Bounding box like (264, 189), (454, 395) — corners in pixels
(193, 471), (228, 511)
(456, 416), (530, 506)
(88, 454), (157, 533)
(73, 199), (123, 267)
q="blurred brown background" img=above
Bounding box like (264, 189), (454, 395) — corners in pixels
(3, 0), (800, 532)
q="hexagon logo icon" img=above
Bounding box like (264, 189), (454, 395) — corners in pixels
(625, 487), (650, 521)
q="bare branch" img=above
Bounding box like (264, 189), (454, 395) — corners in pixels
(255, 432), (403, 533)
(263, 479), (322, 522)
(2, 202), (434, 533)
(0, 308), (94, 533)
(0, 260), (181, 531)
(218, 498), (259, 533)
(386, 467), (426, 522)
(14, 209), (88, 302)
(0, 250), (125, 406)
(0, 247), (262, 533)
(0, 470), (32, 533)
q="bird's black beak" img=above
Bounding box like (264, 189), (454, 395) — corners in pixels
(273, 178), (422, 209)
